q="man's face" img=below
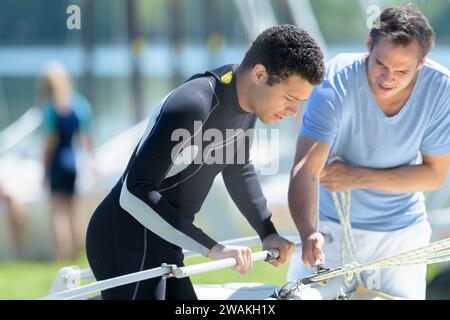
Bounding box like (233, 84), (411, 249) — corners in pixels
(366, 36), (425, 100)
(250, 74), (315, 125)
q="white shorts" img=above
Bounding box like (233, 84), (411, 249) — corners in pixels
(287, 219), (432, 299)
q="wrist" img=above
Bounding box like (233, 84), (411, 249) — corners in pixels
(354, 167), (371, 189)
(299, 225), (317, 242)
(262, 233), (279, 242)
(207, 242), (222, 258)
(258, 219), (278, 242)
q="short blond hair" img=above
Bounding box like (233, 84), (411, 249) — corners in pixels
(38, 61), (73, 112)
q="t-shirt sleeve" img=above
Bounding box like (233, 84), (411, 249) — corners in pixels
(41, 103), (58, 135)
(420, 79), (450, 156)
(299, 82), (342, 145)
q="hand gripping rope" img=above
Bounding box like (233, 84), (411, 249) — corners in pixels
(273, 158), (450, 300)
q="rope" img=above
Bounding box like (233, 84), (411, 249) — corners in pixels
(330, 184), (363, 285)
(274, 237), (450, 299)
(308, 238), (450, 283)
(323, 156), (361, 285)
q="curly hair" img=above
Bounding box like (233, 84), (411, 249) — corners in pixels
(370, 4), (435, 60)
(241, 24), (325, 86)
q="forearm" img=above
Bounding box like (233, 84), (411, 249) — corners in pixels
(288, 137), (330, 240)
(288, 169), (318, 241)
(43, 152), (51, 178)
(355, 164), (447, 194)
(43, 138), (56, 179)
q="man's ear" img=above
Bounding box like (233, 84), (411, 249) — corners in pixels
(251, 64), (268, 85)
(417, 54), (428, 69)
(366, 35), (373, 52)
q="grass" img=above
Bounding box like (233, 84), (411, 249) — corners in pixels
(0, 245), (289, 300)
(0, 256), (88, 300)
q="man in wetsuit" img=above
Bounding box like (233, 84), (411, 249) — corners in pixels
(86, 24), (325, 300)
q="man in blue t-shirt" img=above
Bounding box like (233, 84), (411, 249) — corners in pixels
(287, 4), (450, 299)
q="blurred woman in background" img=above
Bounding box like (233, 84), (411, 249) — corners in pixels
(38, 61), (93, 261)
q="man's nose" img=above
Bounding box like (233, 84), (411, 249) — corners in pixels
(380, 69), (395, 84)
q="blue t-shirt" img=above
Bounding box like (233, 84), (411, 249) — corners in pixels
(300, 53), (450, 231)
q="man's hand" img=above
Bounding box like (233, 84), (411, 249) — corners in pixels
(208, 244), (253, 275)
(320, 160), (362, 192)
(262, 233), (295, 267)
(301, 232), (325, 268)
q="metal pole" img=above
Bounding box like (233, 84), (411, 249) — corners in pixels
(168, 0), (183, 87)
(126, 0), (144, 122)
(81, 0), (96, 106)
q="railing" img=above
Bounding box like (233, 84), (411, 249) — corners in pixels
(41, 234), (302, 300)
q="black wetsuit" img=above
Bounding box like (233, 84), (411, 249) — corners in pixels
(85, 65), (278, 300)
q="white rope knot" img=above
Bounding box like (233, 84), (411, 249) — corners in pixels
(342, 262), (359, 283)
